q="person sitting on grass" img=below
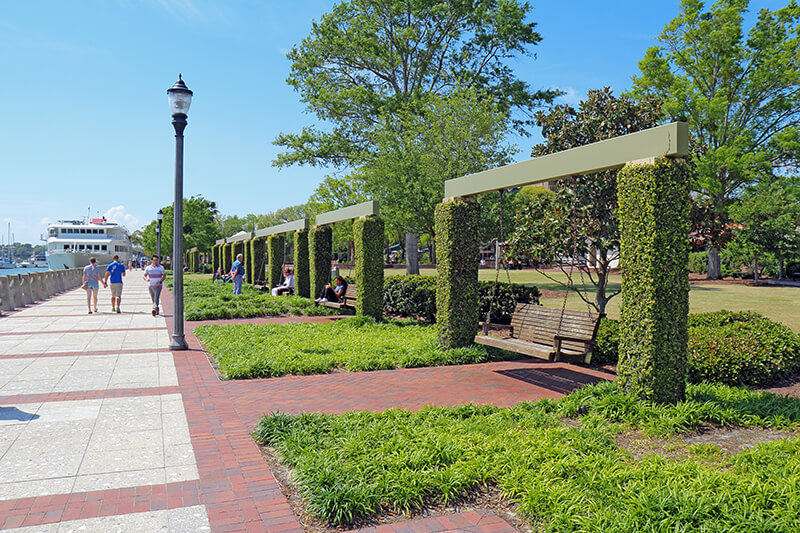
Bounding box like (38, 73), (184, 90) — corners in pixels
(316, 275), (347, 303)
(271, 267), (295, 296)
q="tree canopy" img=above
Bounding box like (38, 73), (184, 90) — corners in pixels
(632, 0), (800, 277)
(141, 196), (219, 257)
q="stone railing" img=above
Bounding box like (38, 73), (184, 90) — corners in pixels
(0, 269), (84, 313)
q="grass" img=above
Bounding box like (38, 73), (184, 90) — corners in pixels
(176, 278), (337, 321)
(194, 316), (510, 379)
(339, 267), (800, 332)
(253, 381), (800, 530)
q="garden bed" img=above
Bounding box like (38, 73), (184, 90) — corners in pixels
(195, 316), (516, 379)
(253, 381), (800, 531)
(178, 278), (337, 321)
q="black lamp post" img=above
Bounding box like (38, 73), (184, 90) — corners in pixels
(156, 209), (164, 259)
(167, 74), (192, 351)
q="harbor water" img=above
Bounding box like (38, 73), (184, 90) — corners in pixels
(0, 267), (50, 276)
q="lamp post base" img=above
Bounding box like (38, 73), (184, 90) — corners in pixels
(169, 335), (188, 351)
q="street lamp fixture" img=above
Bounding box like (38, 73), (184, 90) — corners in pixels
(156, 208), (164, 259)
(167, 74), (192, 351)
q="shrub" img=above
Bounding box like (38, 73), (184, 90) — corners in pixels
(383, 275), (540, 324)
(688, 311), (800, 386)
(617, 157), (691, 403)
(587, 312), (800, 387)
(592, 317), (619, 365)
(689, 251), (708, 274)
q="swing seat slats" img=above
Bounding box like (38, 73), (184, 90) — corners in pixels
(475, 303), (600, 364)
(319, 285), (358, 311)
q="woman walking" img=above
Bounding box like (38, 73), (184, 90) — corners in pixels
(82, 257), (106, 314)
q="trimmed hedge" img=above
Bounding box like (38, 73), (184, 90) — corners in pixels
(353, 216), (384, 320)
(617, 158), (690, 404)
(268, 234), (285, 288)
(688, 311), (800, 386)
(435, 200), (481, 349)
(383, 275), (540, 324)
(310, 225), (332, 299)
(250, 237), (266, 283)
(294, 229), (310, 298)
(589, 312), (800, 387)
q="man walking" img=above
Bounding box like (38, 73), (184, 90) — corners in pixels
(230, 253), (245, 295)
(144, 255), (166, 316)
(103, 254), (126, 313)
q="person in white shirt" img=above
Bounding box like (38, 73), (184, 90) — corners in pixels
(143, 255), (167, 316)
(271, 267), (295, 296)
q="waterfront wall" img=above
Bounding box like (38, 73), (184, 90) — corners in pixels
(0, 269), (83, 313)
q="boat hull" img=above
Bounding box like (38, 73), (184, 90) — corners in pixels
(46, 252), (128, 270)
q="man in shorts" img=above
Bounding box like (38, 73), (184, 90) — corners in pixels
(103, 254), (126, 313)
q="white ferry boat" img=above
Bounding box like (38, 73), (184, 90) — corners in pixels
(46, 218), (132, 270)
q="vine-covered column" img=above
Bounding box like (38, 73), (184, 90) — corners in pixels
(309, 225), (332, 300)
(268, 235), (285, 289)
(617, 157), (690, 404)
(434, 199), (480, 349)
(293, 228), (310, 298)
(353, 216), (384, 319)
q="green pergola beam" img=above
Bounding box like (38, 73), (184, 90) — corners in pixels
(444, 122), (689, 198)
(254, 218), (309, 238)
(227, 231), (253, 243)
(315, 200), (379, 226)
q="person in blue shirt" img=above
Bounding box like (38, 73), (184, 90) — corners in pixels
(230, 253), (245, 295)
(103, 254), (126, 313)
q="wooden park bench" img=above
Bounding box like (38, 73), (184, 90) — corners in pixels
(319, 285), (357, 311)
(253, 280), (268, 291)
(474, 303), (601, 364)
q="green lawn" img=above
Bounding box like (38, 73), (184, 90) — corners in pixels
(195, 317), (511, 379)
(339, 267), (800, 332)
(254, 381), (800, 530)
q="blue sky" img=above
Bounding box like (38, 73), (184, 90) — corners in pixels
(0, 0), (779, 244)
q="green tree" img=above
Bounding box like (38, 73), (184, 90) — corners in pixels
(276, 0), (558, 273)
(142, 196), (220, 257)
(509, 88), (662, 315)
(361, 89), (515, 264)
(729, 175), (800, 279)
(632, 0), (800, 278)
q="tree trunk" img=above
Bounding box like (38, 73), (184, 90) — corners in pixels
(753, 256), (759, 283)
(707, 246), (722, 280)
(779, 258), (785, 280)
(594, 249), (609, 315)
(429, 236), (437, 265)
(405, 233), (419, 275)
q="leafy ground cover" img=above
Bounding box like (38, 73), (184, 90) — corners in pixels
(253, 381), (800, 530)
(177, 278), (336, 321)
(195, 316), (510, 379)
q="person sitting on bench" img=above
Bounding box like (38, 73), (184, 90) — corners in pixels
(271, 267), (295, 296)
(316, 275), (347, 303)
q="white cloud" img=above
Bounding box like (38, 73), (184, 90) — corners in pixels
(103, 206), (140, 231)
(556, 86), (582, 106)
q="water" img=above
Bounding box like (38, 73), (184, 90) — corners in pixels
(0, 267), (50, 276)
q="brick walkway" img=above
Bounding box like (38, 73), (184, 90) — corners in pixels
(0, 275), (610, 532)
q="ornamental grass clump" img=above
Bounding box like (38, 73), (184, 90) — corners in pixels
(253, 381), (800, 530)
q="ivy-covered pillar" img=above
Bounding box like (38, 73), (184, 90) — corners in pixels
(222, 243), (231, 273)
(231, 242), (242, 269)
(212, 245), (219, 274)
(617, 157), (690, 404)
(250, 237), (266, 283)
(243, 240), (252, 283)
(435, 199), (481, 349)
(309, 225), (332, 300)
(353, 216), (384, 319)
(268, 234), (285, 289)
(294, 228), (310, 298)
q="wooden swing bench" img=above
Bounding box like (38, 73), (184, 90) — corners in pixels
(475, 303), (601, 364)
(253, 280), (268, 291)
(318, 285), (358, 311)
